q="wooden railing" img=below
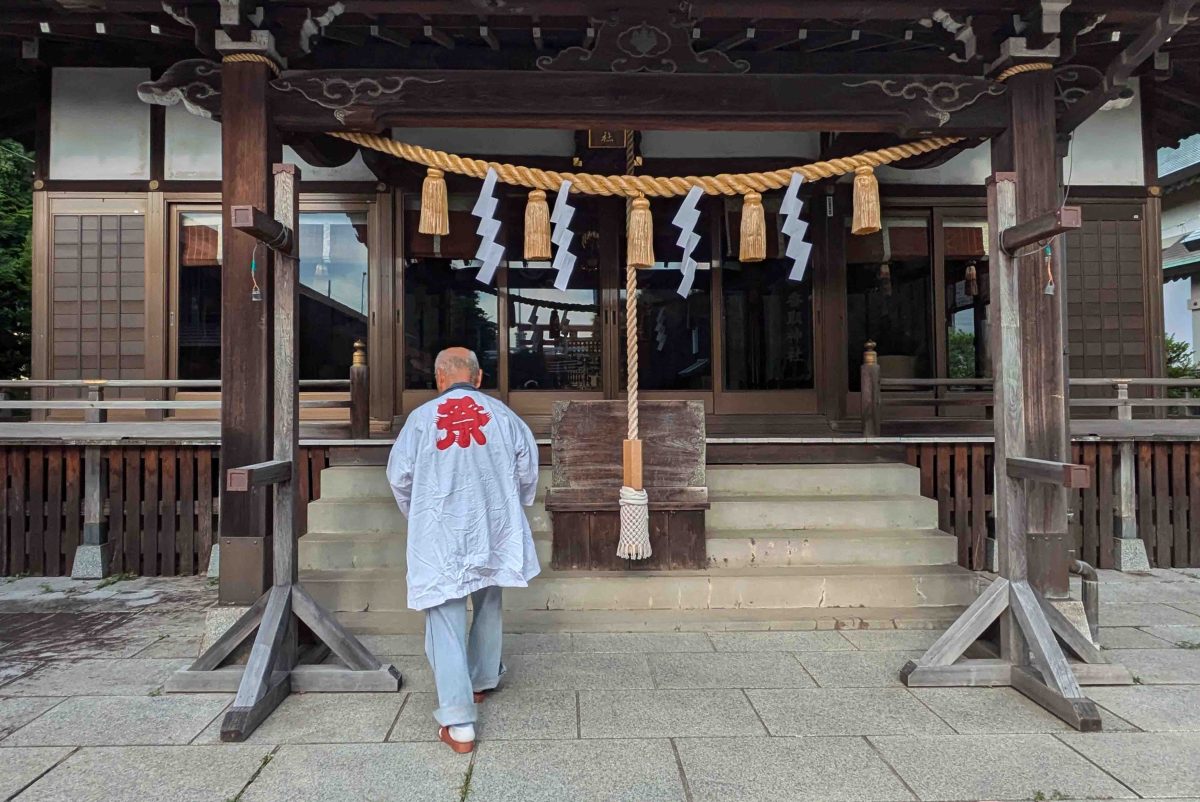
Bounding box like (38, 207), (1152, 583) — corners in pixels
(861, 344), (1200, 438)
(0, 339), (371, 439)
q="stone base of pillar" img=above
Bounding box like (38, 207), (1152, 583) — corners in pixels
(1049, 598), (1096, 646)
(206, 543), (220, 578)
(70, 543), (112, 580)
(1114, 537), (1151, 573)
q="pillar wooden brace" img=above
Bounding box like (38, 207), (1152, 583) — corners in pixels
(166, 165), (401, 742)
(900, 174), (1130, 731)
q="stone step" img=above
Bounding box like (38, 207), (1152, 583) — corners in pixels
(333, 605), (969, 635)
(306, 498), (551, 536)
(317, 465), (553, 500)
(705, 529), (957, 568)
(706, 463), (920, 497)
(301, 564), (980, 613)
(706, 495), (938, 531)
(298, 530), (554, 571)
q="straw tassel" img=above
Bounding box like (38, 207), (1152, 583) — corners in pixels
(627, 195), (655, 268)
(418, 167), (449, 236)
(739, 192), (766, 262)
(524, 189), (551, 261)
(851, 165), (881, 236)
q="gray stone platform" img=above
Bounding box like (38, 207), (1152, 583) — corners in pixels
(2, 570), (1200, 801)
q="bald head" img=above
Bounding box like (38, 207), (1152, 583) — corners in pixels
(434, 347), (482, 392)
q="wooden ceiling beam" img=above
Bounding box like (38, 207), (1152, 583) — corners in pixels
(1060, 0), (1199, 132)
(421, 21), (455, 49)
(369, 25), (410, 47)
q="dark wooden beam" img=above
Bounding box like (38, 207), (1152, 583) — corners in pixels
(226, 459), (292, 492)
(369, 24), (410, 47)
(230, 204), (294, 252)
(1060, 0), (1198, 132)
(1000, 206), (1082, 253)
(422, 23), (454, 49)
(269, 69), (1009, 136)
(1007, 457), (1092, 488)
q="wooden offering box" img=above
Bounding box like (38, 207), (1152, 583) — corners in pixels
(546, 400), (708, 570)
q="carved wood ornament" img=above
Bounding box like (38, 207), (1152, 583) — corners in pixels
(536, 5), (749, 75)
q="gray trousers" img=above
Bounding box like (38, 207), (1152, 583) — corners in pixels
(424, 585), (504, 727)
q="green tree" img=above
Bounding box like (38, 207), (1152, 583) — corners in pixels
(948, 328), (977, 379)
(0, 139), (31, 379)
(1165, 333), (1200, 400)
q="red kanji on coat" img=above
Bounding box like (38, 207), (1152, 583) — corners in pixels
(435, 396), (492, 450)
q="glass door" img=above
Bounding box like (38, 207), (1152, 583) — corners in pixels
(714, 195), (819, 415)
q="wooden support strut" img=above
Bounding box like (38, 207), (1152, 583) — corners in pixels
(899, 173), (1131, 731)
(168, 164), (401, 741)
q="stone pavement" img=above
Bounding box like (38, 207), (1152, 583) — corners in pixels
(2, 571), (1200, 801)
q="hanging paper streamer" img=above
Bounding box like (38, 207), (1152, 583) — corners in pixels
(671, 185), (704, 297)
(471, 167), (505, 285)
(780, 173), (813, 283)
(550, 180), (577, 291)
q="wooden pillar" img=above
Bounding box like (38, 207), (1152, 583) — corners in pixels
(218, 52), (281, 604)
(992, 69), (1071, 597)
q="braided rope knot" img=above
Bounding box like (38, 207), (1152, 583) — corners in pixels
(995, 62), (1054, 83)
(222, 52), (282, 77)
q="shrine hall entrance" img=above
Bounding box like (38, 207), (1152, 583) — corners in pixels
(399, 185), (826, 426)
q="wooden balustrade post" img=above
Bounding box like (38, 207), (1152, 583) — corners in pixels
(72, 381), (110, 578)
(350, 339), (369, 440)
(861, 341), (881, 438)
(1112, 382), (1150, 570)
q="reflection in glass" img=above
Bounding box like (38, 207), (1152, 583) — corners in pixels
(943, 219), (990, 379)
(723, 259), (814, 390)
(507, 261), (601, 391)
(847, 216), (933, 390)
(297, 212), (369, 380)
(404, 259), (499, 389)
(618, 197), (712, 391)
(177, 211), (222, 379)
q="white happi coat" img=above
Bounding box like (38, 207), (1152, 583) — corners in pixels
(386, 383), (541, 610)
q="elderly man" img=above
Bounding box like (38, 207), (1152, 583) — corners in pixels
(386, 347), (540, 753)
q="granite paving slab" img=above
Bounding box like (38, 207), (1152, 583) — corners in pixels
(1087, 685), (1200, 731)
(1096, 581), (1200, 604)
(377, 655), (435, 692)
(359, 634), (425, 655)
(839, 630), (942, 651)
(746, 688), (953, 736)
(503, 633), (573, 654)
(870, 733), (1135, 801)
(0, 696), (62, 739)
(0, 661), (42, 688)
(571, 632), (714, 653)
(194, 692), (404, 744)
(3, 694), (230, 747)
(648, 651), (818, 689)
(708, 631), (854, 652)
(131, 635), (202, 658)
(676, 736), (915, 802)
(14, 745), (271, 802)
(1098, 627), (1176, 649)
(0, 746), (72, 800)
(1099, 603), (1200, 627)
(239, 742), (468, 802)
(1105, 648), (1200, 684)
(579, 689), (765, 738)
(469, 738), (685, 802)
(0, 659), (187, 697)
(500, 653), (653, 690)
(908, 687), (1077, 734)
(387, 690), (577, 741)
(1138, 624), (1200, 646)
(796, 650), (924, 687)
(1058, 732), (1200, 798)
